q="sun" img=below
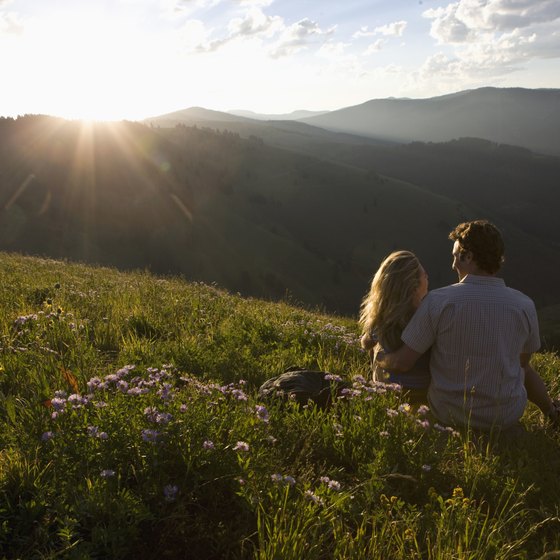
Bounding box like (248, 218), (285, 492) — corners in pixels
(10, 5), (161, 121)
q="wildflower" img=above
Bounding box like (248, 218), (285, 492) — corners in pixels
(99, 432), (108, 440)
(87, 426), (100, 437)
(328, 479), (341, 491)
(203, 440), (215, 450)
(324, 374), (343, 382)
(51, 397), (66, 411)
(416, 419), (431, 430)
(255, 405), (269, 423)
(179, 404), (188, 412)
(158, 383), (174, 401)
(379, 430), (390, 438)
(127, 387), (149, 396)
(100, 469), (115, 478)
(141, 429), (160, 443)
(116, 380), (129, 393)
(41, 431), (55, 441)
(283, 475), (296, 486)
(305, 490), (325, 506)
(86, 377), (102, 391)
(144, 407), (159, 422)
(68, 394), (87, 408)
(267, 435), (277, 445)
(156, 412), (173, 424)
(386, 408), (399, 418)
(94, 401), (108, 408)
(163, 484), (179, 502)
(422, 464), (432, 472)
(398, 403), (411, 414)
(233, 441), (249, 452)
(271, 473), (283, 483)
(231, 389), (248, 401)
(417, 404), (430, 416)
(320, 476), (341, 491)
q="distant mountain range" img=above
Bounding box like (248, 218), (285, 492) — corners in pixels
(301, 87), (560, 157)
(228, 109), (328, 121)
(146, 87), (560, 157)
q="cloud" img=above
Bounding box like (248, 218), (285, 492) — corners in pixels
(191, 7), (283, 52)
(0, 9), (23, 36)
(424, 0), (560, 44)
(269, 18), (336, 58)
(227, 7), (283, 38)
(352, 26), (376, 38)
(364, 39), (385, 55)
(374, 20), (407, 37)
(419, 0), (560, 85)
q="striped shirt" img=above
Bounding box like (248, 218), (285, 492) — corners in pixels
(401, 274), (540, 430)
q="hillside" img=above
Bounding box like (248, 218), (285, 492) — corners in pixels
(0, 115), (467, 313)
(1, 252), (559, 558)
(301, 87), (560, 156)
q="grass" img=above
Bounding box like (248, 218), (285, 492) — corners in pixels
(0, 251), (559, 559)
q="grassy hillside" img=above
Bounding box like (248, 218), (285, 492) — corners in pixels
(1, 253), (560, 558)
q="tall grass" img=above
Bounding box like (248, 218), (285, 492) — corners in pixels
(0, 252), (559, 559)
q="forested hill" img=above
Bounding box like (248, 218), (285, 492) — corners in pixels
(1, 115), (560, 346)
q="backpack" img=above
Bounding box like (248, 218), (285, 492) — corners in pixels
(258, 366), (351, 408)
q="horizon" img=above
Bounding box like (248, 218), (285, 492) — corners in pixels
(2, 0), (560, 121)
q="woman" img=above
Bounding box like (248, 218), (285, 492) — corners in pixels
(359, 250), (430, 403)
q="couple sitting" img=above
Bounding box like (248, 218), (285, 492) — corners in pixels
(360, 219), (558, 433)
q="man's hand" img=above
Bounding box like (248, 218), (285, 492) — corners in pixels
(375, 344), (422, 373)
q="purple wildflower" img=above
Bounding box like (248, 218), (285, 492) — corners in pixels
(141, 429), (160, 443)
(41, 431), (55, 441)
(51, 397), (66, 411)
(100, 469), (115, 478)
(87, 426), (100, 437)
(163, 484), (179, 502)
(203, 440), (215, 450)
(305, 490), (325, 506)
(255, 405), (269, 423)
(233, 441), (249, 452)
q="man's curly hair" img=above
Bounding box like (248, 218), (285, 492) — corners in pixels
(449, 220), (505, 274)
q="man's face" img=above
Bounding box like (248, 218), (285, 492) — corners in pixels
(452, 240), (469, 280)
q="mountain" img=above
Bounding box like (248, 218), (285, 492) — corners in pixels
(300, 87), (560, 156)
(144, 108), (393, 156)
(228, 109), (329, 120)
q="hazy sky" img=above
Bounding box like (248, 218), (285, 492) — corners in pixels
(1, 0), (559, 120)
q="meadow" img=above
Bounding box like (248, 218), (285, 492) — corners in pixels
(0, 252), (559, 559)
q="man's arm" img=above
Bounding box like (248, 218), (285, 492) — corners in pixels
(375, 344), (422, 373)
(521, 353), (557, 420)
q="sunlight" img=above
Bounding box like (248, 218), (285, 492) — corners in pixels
(17, 6), (156, 121)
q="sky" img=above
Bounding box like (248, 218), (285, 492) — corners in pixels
(1, 0), (559, 120)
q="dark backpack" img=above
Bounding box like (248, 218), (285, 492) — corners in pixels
(258, 366), (350, 408)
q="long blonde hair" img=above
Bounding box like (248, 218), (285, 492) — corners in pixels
(359, 250), (423, 351)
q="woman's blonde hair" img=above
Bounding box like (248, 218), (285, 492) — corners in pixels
(359, 250), (423, 351)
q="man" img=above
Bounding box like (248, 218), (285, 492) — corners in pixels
(376, 219), (557, 431)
